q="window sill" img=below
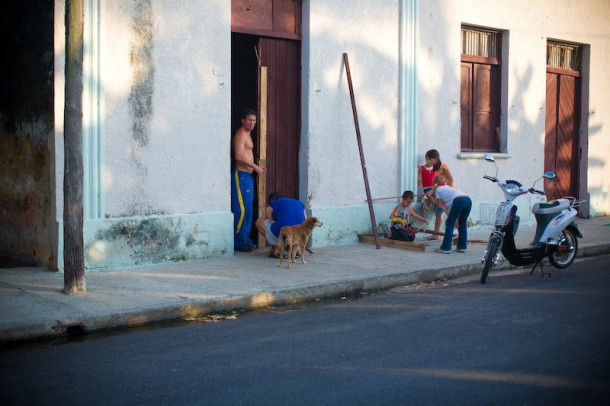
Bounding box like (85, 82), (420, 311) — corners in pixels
(457, 152), (511, 160)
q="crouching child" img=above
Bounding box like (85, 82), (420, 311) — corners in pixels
(388, 191), (429, 242)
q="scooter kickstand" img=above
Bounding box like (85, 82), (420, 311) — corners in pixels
(530, 260), (551, 278)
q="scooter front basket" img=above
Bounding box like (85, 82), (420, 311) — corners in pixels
(480, 202), (512, 227)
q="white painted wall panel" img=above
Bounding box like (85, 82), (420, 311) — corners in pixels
(303, 0), (401, 208)
(103, 0), (231, 216)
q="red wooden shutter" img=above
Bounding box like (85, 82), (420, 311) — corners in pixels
(472, 64), (500, 152)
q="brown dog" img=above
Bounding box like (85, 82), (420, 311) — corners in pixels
(277, 217), (323, 268)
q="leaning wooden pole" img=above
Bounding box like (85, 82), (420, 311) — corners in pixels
(343, 53), (380, 249)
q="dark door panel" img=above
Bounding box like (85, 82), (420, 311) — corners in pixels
(545, 72), (579, 200)
(460, 62), (500, 152)
(259, 37), (301, 199)
(460, 63), (472, 150)
(473, 64), (500, 152)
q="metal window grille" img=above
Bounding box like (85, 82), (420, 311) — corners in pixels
(547, 41), (580, 71)
(461, 26), (499, 58)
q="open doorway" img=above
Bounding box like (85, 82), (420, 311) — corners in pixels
(230, 0), (303, 249)
(231, 34), (302, 247)
(231, 33), (261, 245)
(231, 34), (259, 137)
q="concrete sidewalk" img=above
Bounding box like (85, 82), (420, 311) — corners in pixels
(1, 217), (609, 343)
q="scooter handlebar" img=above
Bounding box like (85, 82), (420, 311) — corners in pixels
(483, 175), (498, 182)
(528, 188), (545, 195)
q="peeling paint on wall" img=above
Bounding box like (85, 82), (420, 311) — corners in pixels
(91, 217), (183, 265)
(85, 212), (233, 269)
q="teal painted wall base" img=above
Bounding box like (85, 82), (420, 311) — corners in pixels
(310, 202), (397, 246)
(53, 200), (543, 270)
(310, 198), (542, 247)
(82, 211), (234, 269)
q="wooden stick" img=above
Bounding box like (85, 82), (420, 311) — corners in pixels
(422, 229), (453, 236)
(344, 53), (380, 249)
(358, 234), (425, 252)
(257, 66), (268, 251)
(370, 193), (427, 202)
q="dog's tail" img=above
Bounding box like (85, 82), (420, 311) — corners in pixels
(277, 228), (286, 252)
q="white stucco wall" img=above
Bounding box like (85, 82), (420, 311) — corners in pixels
(303, 0), (401, 244)
(304, 0), (400, 207)
(419, 0), (610, 217)
(95, 0), (233, 266)
(55, 0), (234, 268)
(103, 0), (230, 216)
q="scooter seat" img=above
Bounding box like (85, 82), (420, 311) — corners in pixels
(531, 199), (570, 215)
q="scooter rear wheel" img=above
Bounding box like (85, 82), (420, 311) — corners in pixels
(481, 238), (499, 284)
(548, 228), (578, 269)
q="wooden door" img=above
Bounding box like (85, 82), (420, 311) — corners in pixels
(460, 63), (472, 149)
(232, 0), (302, 200)
(258, 37), (301, 199)
(545, 71), (579, 200)
(460, 61), (501, 152)
(473, 63), (500, 152)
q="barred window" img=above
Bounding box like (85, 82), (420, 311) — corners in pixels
(460, 25), (503, 152)
(547, 41), (581, 71)
(462, 26), (499, 59)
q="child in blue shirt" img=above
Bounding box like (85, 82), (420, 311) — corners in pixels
(388, 191), (429, 241)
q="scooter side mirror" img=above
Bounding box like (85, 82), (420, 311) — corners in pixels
(483, 154), (498, 178)
(533, 172), (555, 190)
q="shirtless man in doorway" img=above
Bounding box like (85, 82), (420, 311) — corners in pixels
(231, 109), (265, 252)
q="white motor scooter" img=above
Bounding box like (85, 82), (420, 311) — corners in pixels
(480, 154), (584, 284)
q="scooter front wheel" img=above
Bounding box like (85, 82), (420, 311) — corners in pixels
(548, 228), (578, 269)
(481, 238), (499, 284)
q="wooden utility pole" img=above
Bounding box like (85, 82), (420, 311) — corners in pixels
(63, 0), (86, 294)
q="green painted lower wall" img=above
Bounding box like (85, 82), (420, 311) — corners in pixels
(310, 202), (397, 246)
(81, 211), (234, 269)
(54, 199), (545, 270)
(309, 198), (542, 247)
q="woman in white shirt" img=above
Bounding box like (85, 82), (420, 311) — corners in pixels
(431, 175), (472, 254)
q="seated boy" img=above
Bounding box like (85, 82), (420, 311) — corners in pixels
(388, 191), (429, 241)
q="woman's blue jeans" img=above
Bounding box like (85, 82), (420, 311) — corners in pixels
(440, 196), (472, 251)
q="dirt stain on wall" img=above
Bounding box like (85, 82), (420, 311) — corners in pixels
(91, 218), (184, 265)
(127, 0), (155, 216)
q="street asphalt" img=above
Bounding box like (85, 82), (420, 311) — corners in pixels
(1, 216), (609, 343)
